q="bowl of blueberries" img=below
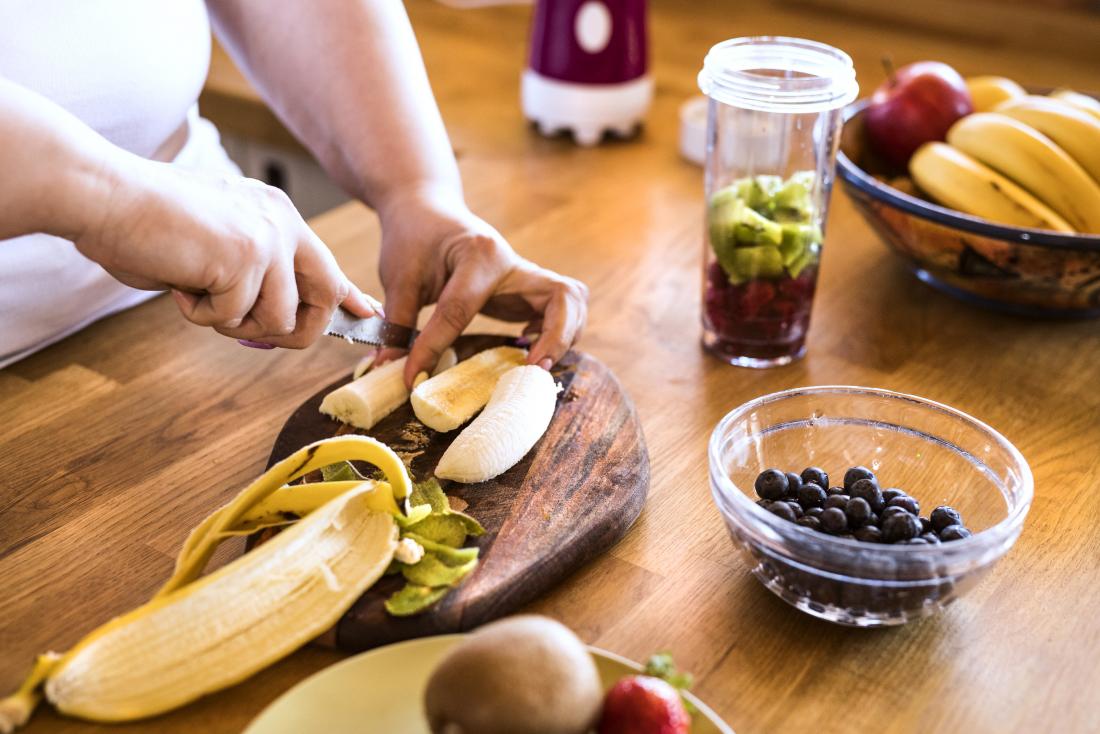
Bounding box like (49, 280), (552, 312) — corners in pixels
(709, 386), (1033, 626)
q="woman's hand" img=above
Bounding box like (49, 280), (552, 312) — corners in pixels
(378, 188), (588, 386)
(75, 158), (379, 348)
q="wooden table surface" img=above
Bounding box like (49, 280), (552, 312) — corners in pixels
(3, 1), (1098, 732)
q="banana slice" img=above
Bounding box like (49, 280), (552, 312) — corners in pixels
(321, 348), (459, 432)
(321, 356), (409, 430)
(411, 347), (527, 432)
(435, 365), (558, 484)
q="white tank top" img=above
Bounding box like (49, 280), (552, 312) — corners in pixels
(0, 1), (239, 368)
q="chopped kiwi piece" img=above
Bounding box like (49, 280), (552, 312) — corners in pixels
(787, 249), (818, 278)
(779, 223), (822, 266)
(773, 171), (816, 222)
(731, 175), (782, 210)
(395, 503), (433, 528)
(401, 553), (478, 587)
(709, 197), (782, 254)
(726, 246), (785, 284)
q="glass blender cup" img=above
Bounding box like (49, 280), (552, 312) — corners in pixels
(698, 37), (858, 367)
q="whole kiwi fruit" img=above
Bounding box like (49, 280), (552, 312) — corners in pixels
(424, 615), (602, 734)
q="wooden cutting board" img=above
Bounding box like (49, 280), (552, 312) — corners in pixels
(266, 335), (649, 652)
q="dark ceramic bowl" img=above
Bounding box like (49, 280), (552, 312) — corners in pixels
(836, 100), (1100, 317)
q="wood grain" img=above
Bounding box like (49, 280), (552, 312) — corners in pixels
(2, 1), (1099, 733)
(264, 335), (648, 651)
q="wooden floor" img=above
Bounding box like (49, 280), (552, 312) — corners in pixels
(2, 1), (1099, 732)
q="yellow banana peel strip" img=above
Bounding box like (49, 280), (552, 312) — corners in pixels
(0, 436), (411, 731)
(160, 435), (411, 598)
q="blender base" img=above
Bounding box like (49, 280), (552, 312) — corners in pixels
(521, 69), (653, 146)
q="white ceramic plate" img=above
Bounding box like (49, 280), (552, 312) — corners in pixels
(244, 634), (733, 734)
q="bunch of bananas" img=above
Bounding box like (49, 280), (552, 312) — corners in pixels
(0, 436), (414, 731)
(910, 78), (1100, 234)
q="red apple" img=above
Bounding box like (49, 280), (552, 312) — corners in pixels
(864, 60), (973, 169)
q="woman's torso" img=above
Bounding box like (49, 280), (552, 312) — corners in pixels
(0, 0), (231, 368)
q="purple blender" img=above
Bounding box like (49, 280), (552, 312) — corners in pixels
(522, 0), (652, 146)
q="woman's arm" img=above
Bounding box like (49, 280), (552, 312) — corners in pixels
(208, 0), (588, 384)
(0, 77), (376, 347)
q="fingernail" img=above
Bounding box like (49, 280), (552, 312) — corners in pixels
(366, 294), (385, 319)
(538, 357), (553, 370)
(238, 339), (276, 350)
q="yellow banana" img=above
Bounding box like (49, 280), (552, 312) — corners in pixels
(966, 75), (1026, 112)
(996, 96), (1100, 185)
(0, 483), (398, 729)
(946, 112), (1100, 233)
(1049, 88), (1100, 123)
(909, 142), (1074, 233)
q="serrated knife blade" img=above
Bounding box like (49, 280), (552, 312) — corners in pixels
(324, 308), (417, 349)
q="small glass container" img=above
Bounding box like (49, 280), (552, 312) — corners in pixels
(698, 37), (858, 367)
(709, 386), (1033, 626)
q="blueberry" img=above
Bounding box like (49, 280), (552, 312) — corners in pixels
(756, 499), (771, 507)
(824, 494), (850, 510)
(768, 501), (797, 522)
(820, 507), (848, 534)
(854, 525), (883, 543)
(882, 505), (911, 519)
(931, 506), (963, 533)
(796, 516), (822, 531)
(849, 478), (884, 512)
(800, 467), (829, 491)
(887, 496), (920, 515)
(920, 532), (941, 544)
(798, 483), (827, 509)
(844, 466), (875, 489)
(920, 516), (933, 534)
(826, 486), (847, 496)
(805, 506), (825, 518)
(786, 501), (804, 518)
(940, 524), (972, 542)
(904, 537), (929, 545)
(784, 472), (803, 498)
(755, 469), (789, 501)
(882, 512), (921, 543)
(845, 497), (872, 529)
(881, 488), (907, 504)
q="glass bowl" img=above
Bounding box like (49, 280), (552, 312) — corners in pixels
(709, 386), (1032, 626)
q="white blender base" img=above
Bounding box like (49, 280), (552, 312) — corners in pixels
(521, 69), (653, 146)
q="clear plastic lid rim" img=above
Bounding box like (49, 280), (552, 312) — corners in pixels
(698, 36), (859, 114)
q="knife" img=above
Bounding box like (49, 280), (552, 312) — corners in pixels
(324, 308), (417, 349)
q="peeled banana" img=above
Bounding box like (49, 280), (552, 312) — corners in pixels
(946, 112), (1100, 233)
(322, 348), (458, 431)
(996, 96), (1100, 184)
(411, 346), (528, 432)
(0, 435), (412, 730)
(320, 356), (410, 431)
(1050, 88), (1100, 123)
(435, 365), (558, 484)
(909, 142), (1073, 233)
(966, 75), (1026, 112)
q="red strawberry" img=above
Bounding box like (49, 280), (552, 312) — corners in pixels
(598, 675), (691, 734)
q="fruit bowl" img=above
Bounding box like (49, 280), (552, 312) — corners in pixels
(709, 386), (1032, 627)
(837, 98), (1100, 316)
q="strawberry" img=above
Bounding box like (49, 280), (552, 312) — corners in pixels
(598, 675), (691, 734)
